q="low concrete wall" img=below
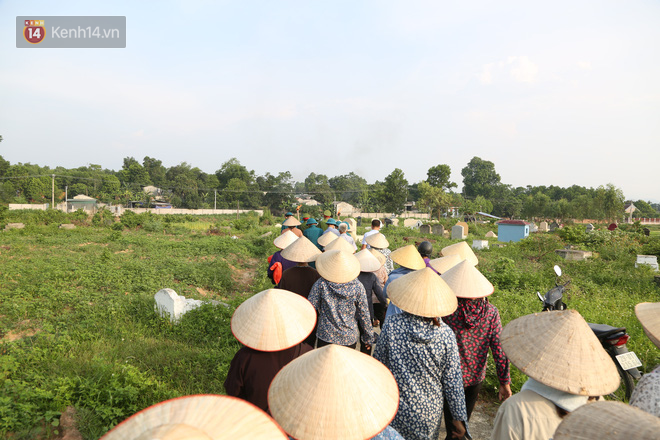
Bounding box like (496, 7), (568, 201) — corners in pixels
(8, 204), (48, 210)
(119, 208), (264, 216)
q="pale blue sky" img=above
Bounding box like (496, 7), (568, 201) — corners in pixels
(1, 1), (659, 201)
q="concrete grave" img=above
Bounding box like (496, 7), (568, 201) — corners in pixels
(259, 231), (273, 238)
(451, 225), (466, 240)
(538, 222), (549, 232)
(59, 224), (76, 230)
(154, 288), (227, 323)
(432, 224), (445, 236)
(404, 219), (423, 228)
(586, 224), (595, 233)
(485, 231), (498, 238)
(4, 223), (25, 231)
(472, 240), (489, 250)
(636, 255), (659, 271)
(456, 221), (469, 234)
(555, 249), (592, 261)
(529, 223), (538, 233)
(420, 224), (431, 235)
(549, 222), (560, 231)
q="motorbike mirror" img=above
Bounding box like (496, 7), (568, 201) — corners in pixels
(554, 265), (562, 277)
(537, 292), (544, 302)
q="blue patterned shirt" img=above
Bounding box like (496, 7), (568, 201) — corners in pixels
(374, 312), (467, 440)
(308, 278), (376, 346)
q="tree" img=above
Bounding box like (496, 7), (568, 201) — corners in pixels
(461, 157), (501, 199)
(596, 184), (625, 223)
(417, 181), (451, 220)
(258, 171), (295, 213)
(215, 158), (254, 189)
(383, 168), (408, 214)
(143, 156), (167, 187)
(304, 173), (334, 206)
(426, 164), (457, 191)
(329, 172), (368, 207)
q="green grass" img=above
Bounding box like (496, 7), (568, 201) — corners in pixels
(0, 213), (659, 438)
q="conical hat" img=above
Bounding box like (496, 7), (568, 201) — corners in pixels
(231, 289), (316, 351)
(429, 255), (462, 274)
(390, 245), (425, 270)
(553, 401), (660, 440)
(101, 395), (288, 440)
(317, 231), (338, 247)
(635, 302), (660, 349)
(281, 236), (322, 263)
(274, 230), (298, 250)
(323, 236), (356, 253)
(283, 217), (301, 227)
(315, 250), (360, 284)
(364, 232), (389, 249)
(500, 310), (620, 395)
(355, 249), (381, 272)
(387, 267), (458, 318)
(441, 260), (494, 298)
(369, 248), (386, 266)
(441, 241), (478, 266)
(268, 345), (399, 440)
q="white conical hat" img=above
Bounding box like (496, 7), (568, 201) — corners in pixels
(323, 236), (356, 253)
(231, 289), (316, 351)
(390, 245), (425, 270)
(440, 260), (494, 298)
(101, 395), (288, 440)
(315, 250), (360, 284)
(273, 230), (298, 250)
(553, 400), (660, 440)
(355, 249), (381, 272)
(387, 267), (458, 318)
(281, 236), (322, 263)
(635, 302), (660, 349)
(268, 345), (399, 440)
(317, 231), (338, 247)
(441, 241), (478, 266)
(429, 255), (462, 274)
(364, 232), (389, 249)
(369, 248), (387, 266)
(501, 310), (620, 395)
(283, 217), (301, 227)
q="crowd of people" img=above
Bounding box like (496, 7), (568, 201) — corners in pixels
(102, 214), (660, 440)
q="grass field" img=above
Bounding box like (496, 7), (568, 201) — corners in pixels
(0, 212), (659, 438)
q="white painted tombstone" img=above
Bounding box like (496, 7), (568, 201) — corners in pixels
(4, 223), (25, 230)
(472, 240), (489, 250)
(529, 223), (538, 233)
(59, 224), (76, 230)
(432, 224), (445, 236)
(154, 288), (217, 322)
(451, 225), (466, 240)
(390, 218), (399, 227)
(346, 218), (358, 241)
(259, 231), (273, 238)
(538, 221), (549, 232)
(420, 224), (431, 235)
(636, 255), (659, 271)
(586, 224), (595, 233)
(404, 219), (422, 228)
(485, 231), (498, 238)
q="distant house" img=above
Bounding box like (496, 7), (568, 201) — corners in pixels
(143, 186), (163, 197)
(296, 195), (320, 206)
(624, 202), (637, 222)
(68, 194), (98, 212)
(497, 220), (530, 243)
(336, 201), (357, 216)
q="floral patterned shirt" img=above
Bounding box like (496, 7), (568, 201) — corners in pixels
(308, 278), (376, 346)
(442, 299), (510, 387)
(630, 365), (660, 417)
(374, 312), (467, 440)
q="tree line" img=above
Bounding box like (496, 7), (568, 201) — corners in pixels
(0, 154), (657, 222)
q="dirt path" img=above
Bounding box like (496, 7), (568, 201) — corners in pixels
(437, 400), (498, 440)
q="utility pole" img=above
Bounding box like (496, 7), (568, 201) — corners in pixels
(51, 174), (55, 209)
(214, 189), (217, 211)
(65, 186), (68, 212)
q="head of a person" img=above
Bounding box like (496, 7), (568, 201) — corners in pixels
(417, 241), (433, 258)
(338, 223), (348, 234)
(371, 219), (381, 230)
(306, 218), (318, 226)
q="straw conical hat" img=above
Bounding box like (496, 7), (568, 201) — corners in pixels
(355, 249), (381, 272)
(365, 232), (389, 249)
(281, 236), (322, 263)
(553, 400), (660, 440)
(441, 260), (494, 298)
(274, 230), (298, 250)
(387, 267), (458, 318)
(101, 395), (288, 440)
(268, 345), (399, 440)
(429, 255), (462, 274)
(635, 302), (660, 349)
(283, 217), (301, 227)
(441, 241), (478, 266)
(369, 248), (386, 266)
(500, 310), (620, 395)
(390, 245), (425, 270)
(231, 289), (316, 351)
(324, 236), (356, 253)
(317, 231), (338, 247)
(315, 250), (360, 284)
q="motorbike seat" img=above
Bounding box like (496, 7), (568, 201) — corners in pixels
(588, 323), (626, 340)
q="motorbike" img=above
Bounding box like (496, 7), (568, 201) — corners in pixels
(536, 265), (642, 401)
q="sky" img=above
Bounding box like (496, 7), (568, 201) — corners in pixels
(1, 1), (659, 201)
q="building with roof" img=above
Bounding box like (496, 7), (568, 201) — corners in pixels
(497, 219), (530, 242)
(67, 194), (98, 212)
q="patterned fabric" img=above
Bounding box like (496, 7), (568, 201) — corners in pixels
(376, 248), (394, 274)
(383, 267), (415, 320)
(308, 278), (376, 346)
(442, 298), (510, 387)
(371, 425), (404, 439)
(630, 365), (660, 417)
(374, 312), (467, 440)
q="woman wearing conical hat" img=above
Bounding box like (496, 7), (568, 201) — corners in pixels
(267, 230), (298, 286)
(629, 302), (660, 417)
(373, 268), (468, 440)
(440, 260), (511, 440)
(307, 250), (376, 350)
(490, 310), (620, 440)
(224, 289), (316, 414)
(382, 245), (426, 321)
